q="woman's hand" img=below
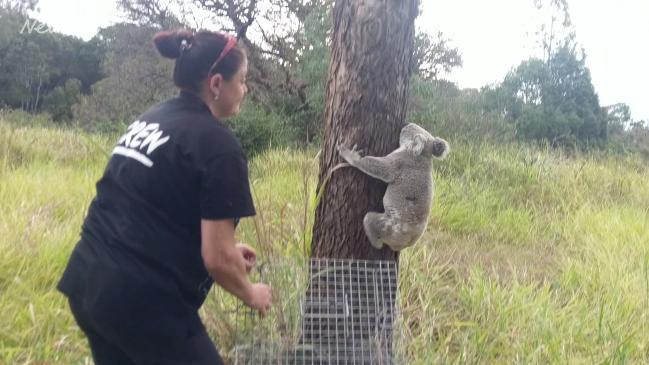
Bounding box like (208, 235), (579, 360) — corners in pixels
(235, 243), (256, 273)
(246, 283), (273, 317)
(235, 244), (272, 316)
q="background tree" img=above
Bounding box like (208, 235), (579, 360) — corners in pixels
(604, 103), (649, 156)
(0, 26), (51, 112)
(113, 0), (333, 144)
(116, 0), (183, 28)
(191, 0), (334, 143)
(0, 0), (37, 13)
(493, 45), (605, 146)
(533, 0), (574, 63)
(1, 0), (643, 160)
(43, 78), (82, 121)
(604, 102), (631, 136)
(73, 23), (175, 130)
(412, 31), (462, 81)
(311, 0), (420, 260)
(0, 1), (103, 120)
(626, 120), (649, 157)
(481, 0), (606, 147)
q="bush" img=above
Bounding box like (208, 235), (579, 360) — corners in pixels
(227, 100), (294, 157)
(408, 78), (516, 143)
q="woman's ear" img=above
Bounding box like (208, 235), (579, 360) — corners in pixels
(209, 74), (223, 99)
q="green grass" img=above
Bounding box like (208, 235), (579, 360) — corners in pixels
(1, 117), (648, 364)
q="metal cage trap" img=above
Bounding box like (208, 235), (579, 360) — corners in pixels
(228, 257), (403, 364)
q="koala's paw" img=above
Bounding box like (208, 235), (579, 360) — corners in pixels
(337, 144), (363, 164)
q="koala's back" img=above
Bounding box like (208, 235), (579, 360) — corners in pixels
(383, 156), (433, 223)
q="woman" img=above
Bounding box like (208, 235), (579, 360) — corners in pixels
(57, 29), (272, 364)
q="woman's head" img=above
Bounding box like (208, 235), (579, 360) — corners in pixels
(153, 29), (248, 118)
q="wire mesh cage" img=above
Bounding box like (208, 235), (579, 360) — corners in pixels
(228, 257), (402, 365)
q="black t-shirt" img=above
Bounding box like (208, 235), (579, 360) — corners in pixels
(57, 91), (255, 321)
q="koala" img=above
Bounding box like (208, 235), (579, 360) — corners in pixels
(337, 123), (449, 251)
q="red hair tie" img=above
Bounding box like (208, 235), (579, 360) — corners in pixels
(210, 34), (237, 73)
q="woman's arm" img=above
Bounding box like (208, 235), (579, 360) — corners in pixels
(200, 219), (272, 314)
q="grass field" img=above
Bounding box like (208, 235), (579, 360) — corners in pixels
(1, 116), (648, 364)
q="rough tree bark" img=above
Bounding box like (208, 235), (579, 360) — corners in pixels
(312, 0), (419, 260)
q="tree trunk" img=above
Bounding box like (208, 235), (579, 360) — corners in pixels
(312, 0), (419, 260)
(33, 74), (43, 114)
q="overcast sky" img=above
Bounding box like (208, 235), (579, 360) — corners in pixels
(31, 0), (649, 122)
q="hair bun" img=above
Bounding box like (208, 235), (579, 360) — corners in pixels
(153, 30), (194, 59)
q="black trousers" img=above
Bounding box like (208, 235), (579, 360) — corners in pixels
(68, 298), (224, 365)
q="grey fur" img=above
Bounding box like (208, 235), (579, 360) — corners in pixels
(337, 123), (449, 251)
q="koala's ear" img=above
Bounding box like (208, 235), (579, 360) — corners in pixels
(431, 137), (450, 159)
(407, 134), (425, 156)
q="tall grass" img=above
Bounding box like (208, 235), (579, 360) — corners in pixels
(1, 116), (648, 364)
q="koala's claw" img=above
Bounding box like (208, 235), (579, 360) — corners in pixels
(337, 143), (362, 164)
